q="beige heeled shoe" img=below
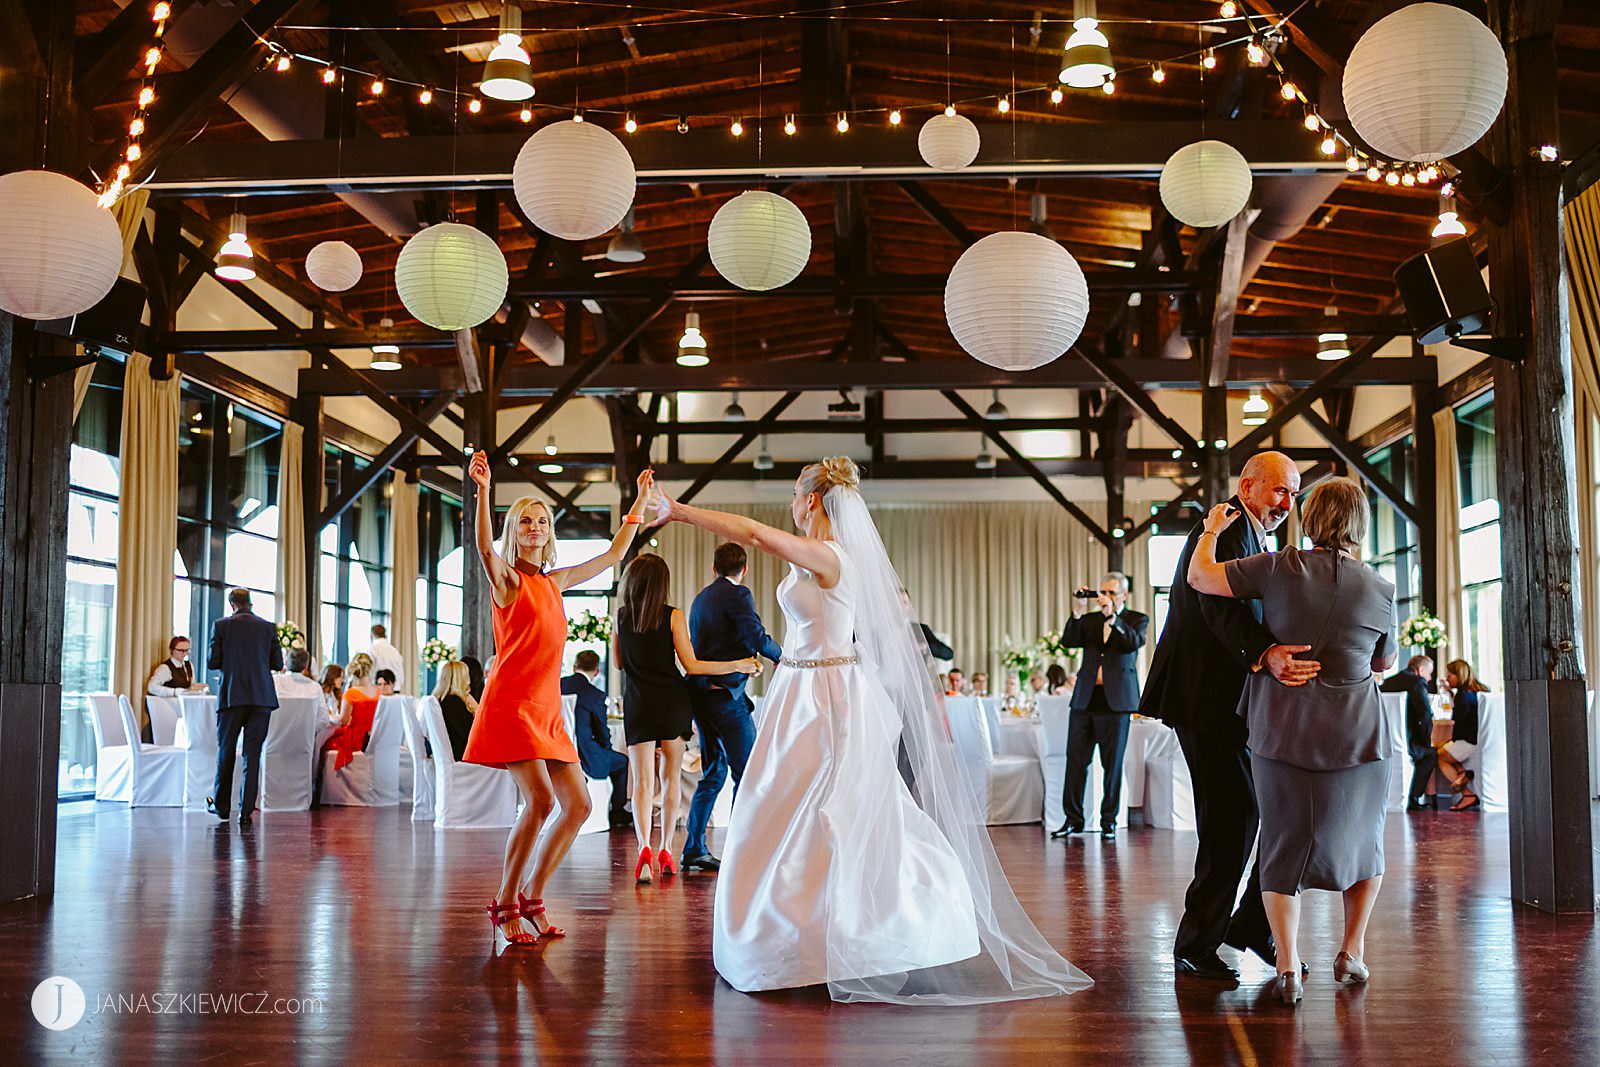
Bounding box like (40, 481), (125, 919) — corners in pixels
(1276, 970), (1304, 1006)
(1333, 951), (1370, 984)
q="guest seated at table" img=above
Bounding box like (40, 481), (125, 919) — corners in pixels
(1046, 663), (1072, 696)
(434, 660), (478, 762)
(945, 668), (970, 697)
(1001, 676), (1021, 703)
(561, 649), (630, 829)
(1437, 658), (1489, 812)
(971, 671), (991, 698)
(1029, 673), (1049, 698)
(462, 655), (486, 701)
(1381, 655), (1438, 811)
(275, 647), (322, 698)
(375, 668), (397, 696)
(319, 664), (345, 721)
(148, 635), (206, 697)
(317, 653), (378, 803)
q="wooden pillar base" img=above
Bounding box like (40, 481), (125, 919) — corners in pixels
(0, 682), (61, 902)
(1506, 679), (1596, 913)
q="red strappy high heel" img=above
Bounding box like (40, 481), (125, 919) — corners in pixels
(657, 848), (678, 878)
(518, 893), (566, 938)
(487, 900), (537, 950)
(635, 845), (654, 884)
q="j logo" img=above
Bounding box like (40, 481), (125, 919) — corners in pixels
(30, 976), (86, 1031)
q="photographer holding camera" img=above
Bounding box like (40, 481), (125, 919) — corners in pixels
(1050, 572), (1148, 841)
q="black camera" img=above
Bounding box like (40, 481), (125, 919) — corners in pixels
(1073, 587), (1099, 600)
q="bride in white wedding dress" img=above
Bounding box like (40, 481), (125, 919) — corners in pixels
(650, 457), (1091, 1005)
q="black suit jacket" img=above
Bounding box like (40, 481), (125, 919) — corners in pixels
(1062, 608), (1149, 713)
(1139, 497), (1276, 738)
(207, 609), (282, 711)
(1380, 669), (1436, 759)
(919, 623), (954, 662)
(688, 578), (783, 705)
(561, 672), (626, 779)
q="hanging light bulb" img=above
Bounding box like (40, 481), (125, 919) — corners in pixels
(753, 434), (775, 471)
(723, 392), (747, 422)
(519, 107), (532, 123)
(1432, 193), (1467, 238)
(889, 109), (903, 125)
(1246, 38), (1266, 65)
(370, 317), (402, 370)
(730, 117), (744, 137)
(1101, 73), (1116, 95)
(677, 115), (690, 134)
(1384, 170), (1400, 186)
(783, 114), (796, 135)
(606, 207), (645, 263)
(544, 435), (559, 456)
(572, 109), (584, 122)
(1219, 0), (1238, 16)
(481, 2), (535, 101)
(274, 53), (292, 73)
(1401, 170), (1417, 186)
(1303, 112), (1322, 132)
(1346, 154), (1361, 172)
(369, 77), (385, 96)
(215, 211), (256, 282)
(836, 112), (850, 133)
(1241, 390), (1270, 426)
(985, 389), (1009, 420)
(1280, 81), (1298, 101)
(1317, 306), (1350, 361)
(138, 85), (155, 107)
(677, 312), (709, 367)
(1200, 49), (1217, 70)
(1151, 64), (1167, 83)
(997, 96), (1010, 113)
(944, 104), (957, 117)
(1320, 135), (1338, 156)
(321, 66), (337, 85)
(1059, 1), (1114, 88)
(1366, 164), (1382, 181)
(467, 97), (482, 114)
(538, 459), (563, 475)
(419, 87), (433, 105)
(1050, 87), (1064, 103)
(624, 113), (638, 133)
(975, 437), (997, 470)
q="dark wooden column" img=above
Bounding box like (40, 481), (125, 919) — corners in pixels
(1101, 397), (1132, 572)
(1486, 0), (1594, 914)
(1200, 386), (1229, 507)
(1411, 372), (1442, 674)
(294, 395), (324, 655)
(459, 370), (496, 662)
(0, 0), (82, 903)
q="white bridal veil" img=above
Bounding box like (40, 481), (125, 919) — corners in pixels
(821, 485), (1093, 1005)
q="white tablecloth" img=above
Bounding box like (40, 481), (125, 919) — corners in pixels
(1123, 717), (1180, 807)
(991, 716), (1043, 760)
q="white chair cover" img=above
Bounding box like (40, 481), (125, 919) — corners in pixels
(144, 696), (183, 747)
(1379, 693), (1417, 813)
(558, 693), (617, 835)
(1143, 749), (1196, 831)
(178, 695), (231, 810)
(258, 697), (319, 811)
(320, 694), (405, 806)
(115, 695), (185, 807)
(421, 696), (517, 829)
(398, 697), (436, 822)
(88, 694), (133, 803)
(1463, 693), (1508, 813)
(945, 696), (1043, 825)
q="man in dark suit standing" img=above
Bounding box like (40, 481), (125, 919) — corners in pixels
(561, 649), (630, 829)
(206, 588), (281, 827)
(682, 543), (783, 871)
(1141, 452), (1319, 980)
(1052, 571), (1148, 840)
(1382, 655), (1438, 809)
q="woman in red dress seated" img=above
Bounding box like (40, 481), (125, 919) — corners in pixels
(463, 451), (655, 949)
(323, 652), (378, 771)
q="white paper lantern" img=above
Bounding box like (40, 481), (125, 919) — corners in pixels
(1159, 140), (1253, 229)
(0, 170), (123, 320)
(918, 113), (981, 172)
(512, 121), (636, 241)
(707, 191), (812, 291)
(944, 231), (1089, 372)
(305, 240), (363, 292)
(394, 223), (508, 331)
(1343, 3), (1506, 162)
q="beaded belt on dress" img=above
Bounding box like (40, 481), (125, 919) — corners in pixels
(779, 655), (860, 669)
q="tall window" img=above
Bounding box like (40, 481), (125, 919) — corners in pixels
(1457, 393), (1502, 689)
(319, 446), (391, 668)
(60, 359), (124, 796)
(1363, 436), (1421, 650)
(416, 486), (464, 694)
(175, 386), (281, 679)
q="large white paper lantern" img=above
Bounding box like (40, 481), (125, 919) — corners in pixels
(918, 112), (981, 172)
(707, 191), (812, 291)
(512, 121), (637, 241)
(305, 240), (363, 292)
(394, 223), (508, 331)
(944, 231), (1089, 372)
(1159, 140), (1253, 229)
(1343, 3), (1507, 162)
(0, 170), (123, 320)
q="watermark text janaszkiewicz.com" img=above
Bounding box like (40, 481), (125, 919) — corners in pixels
(32, 977), (322, 1030)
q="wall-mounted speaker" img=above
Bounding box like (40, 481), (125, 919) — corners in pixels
(35, 277), (147, 358)
(1393, 236), (1494, 346)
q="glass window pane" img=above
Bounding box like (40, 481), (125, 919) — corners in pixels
(68, 444), (120, 497)
(561, 538), (613, 591)
(321, 603), (337, 665)
(350, 561), (374, 610)
(1460, 523), (1502, 587)
(225, 531), (278, 592)
(66, 491), (119, 563)
(436, 582), (462, 624)
(1146, 535), (1188, 589)
(321, 552), (338, 596)
(224, 407), (281, 533)
(438, 546), (464, 587)
(177, 392), (214, 521)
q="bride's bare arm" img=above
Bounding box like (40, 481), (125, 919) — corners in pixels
(663, 497), (841, 586)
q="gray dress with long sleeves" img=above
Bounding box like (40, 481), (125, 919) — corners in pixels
(1223, 547), (1397, 894)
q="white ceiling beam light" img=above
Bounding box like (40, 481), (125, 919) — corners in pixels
(481, 3), (535, 102)
(1059, 0), (1114, 89)
(677, 312), (708, 366)
(215, 211), (257, 281)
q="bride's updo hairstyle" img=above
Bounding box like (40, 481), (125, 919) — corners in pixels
(797, 455), (861, 499)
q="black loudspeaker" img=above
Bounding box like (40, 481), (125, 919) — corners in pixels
(1393, 236), (1494, 345)
(35, 277), (147, 357)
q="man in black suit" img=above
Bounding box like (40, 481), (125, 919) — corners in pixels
(1141, 452), (1319, 980)
(206, 587), (281, 827)
(682, 543), (783, 871)
(1052, 571), (1148, 840)
(561, 649), (630, 829)
(1382, 655), (1438, 810)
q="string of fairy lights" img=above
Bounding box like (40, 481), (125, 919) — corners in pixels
(98, 1), (172, 207)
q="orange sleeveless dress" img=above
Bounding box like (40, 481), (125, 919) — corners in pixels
(462, 566), (579, 767)
(323, 688), (377, 772)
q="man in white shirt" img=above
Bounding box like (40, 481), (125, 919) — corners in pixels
(363, 624), (405, 685)
(275, 647), (322, 698)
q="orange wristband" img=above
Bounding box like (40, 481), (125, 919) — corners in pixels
(623, 514), (644, 525)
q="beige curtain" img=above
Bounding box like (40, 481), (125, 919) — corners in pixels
(73, 191), (149, 421)
(1563, 184), (1600, 680)
(1433, 408), (1467, 666)
(389, 471), (420, 693)
(113, 351), (180, 727)
(648, 502), (1128, 689)
(275, 422), (306, 646)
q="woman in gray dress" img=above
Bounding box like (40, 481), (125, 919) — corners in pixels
(1188, 477), (1397, 1007)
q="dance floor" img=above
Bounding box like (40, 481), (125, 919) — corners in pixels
(4, 803), (1599, 1065)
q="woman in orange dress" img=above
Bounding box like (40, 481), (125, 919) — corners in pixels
(463, 450), (654, 949)
(315, 653), (377, 806)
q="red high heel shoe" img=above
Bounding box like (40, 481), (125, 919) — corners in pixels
(486, 900), (537, 950)
(518, 893), (566, 938)
(657, 848), (678, 878)
(635, 845), (654, 884)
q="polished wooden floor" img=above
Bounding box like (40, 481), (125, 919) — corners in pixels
(4, 801), (1598, 1066)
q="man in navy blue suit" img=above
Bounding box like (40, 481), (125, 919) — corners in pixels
(206, 587), (281, 827)
(561, 649), (630, 829)
(681, 543), (783, 871)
